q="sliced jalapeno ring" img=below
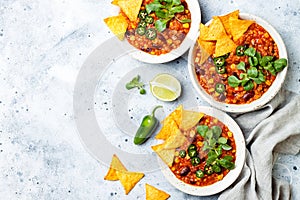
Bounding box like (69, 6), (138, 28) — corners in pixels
(145, 28), (157, 40)
(145, 16), (154, 24)
(216, 65), (226, 74)
(138, 21), (147, 28)
(136, 27), (146, 36)
(215, 83), (225, 93)
(138, 10), (148, 20)
(236, 45), (246, 56)
(188, 144), (197, 151)
(213, 57), (225, 67)
(204, 165), (213, 175)
(188, 149), (197, 158)
(196, 169), (204, 178)
(191, 157), (201, 166)
(179, 150), (186, 158)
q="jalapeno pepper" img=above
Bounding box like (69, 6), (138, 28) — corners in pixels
(134, 106), (162, 145)
(215, 83), (225, 93)
(204, 165), (213, 175)
(136, 27), (146, 36)
(179, 150), (186, 158)
(145, 16), (154, 24)
(195, 169), (204, 178)
(191, 157), (201, 166)
(215, 65), (226, 74)
(145, 28), (157, 40)
(138, 10), (148, 20)
(236, 45), (246, 56)
(138, 21), (147, 28)
(213, 57), (225, 67)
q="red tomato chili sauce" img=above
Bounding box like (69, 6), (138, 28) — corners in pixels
(170, 115), (236, 186)
(194, 23), (280, 104)
(125, 0), (191, 55)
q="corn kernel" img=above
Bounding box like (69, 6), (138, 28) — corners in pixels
(197, 141), (203, 147)
(172, 167), (176, 171)
(175, 157), (180, 163)
(231, 64), (236, 70)
(175, 151), (179, 156)
(208, 88), (215, 93)
(167, 39), (173, 45)
(209, 67), (215, 72)
(217, 174), (224, 180)
(208, 78), (214, 84)
(213, 118), (218, 123)
(228, 131), (233, 137)
(185, 10), (189, 14)
(232, 150), (236, 153)
(150, 51), (155, 55)
(183, 23), (189, 29)
(266, 80), (271, 86)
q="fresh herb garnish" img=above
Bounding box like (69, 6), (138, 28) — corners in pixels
(145, 0), (189, 32)
(196, 125), (235, 172)
(125, 75), (146, 95)
(228, 46), (287, 91)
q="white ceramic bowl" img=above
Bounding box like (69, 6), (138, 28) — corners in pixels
(159, 106), (246, 196)
(188, 13), (288, 113)
(126, 0), (201, 63)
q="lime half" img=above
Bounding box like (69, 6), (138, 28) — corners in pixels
(150, 74), (181, 101)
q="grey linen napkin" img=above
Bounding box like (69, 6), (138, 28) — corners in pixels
(218, 89), (300, 200)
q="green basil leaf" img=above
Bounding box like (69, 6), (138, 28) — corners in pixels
(252, 77), (263, 84)
(255, 51), (262, 63)
(216, 145), (222, 156)
(197, 125), (209, 137)
(241, 77), (250, 87)
(219, 158), (235, 170)
(218, 137), (227, 144)
(169, 5), (184, 14)
(212, 164), (221, 173)
(244, 47), (256, 57)
(264, 62), (276, 76)
(249, 56), (259, 67)
(146, 2), (163, 14)
(258, 71), (266, 82)
(125, 82), (136, 90)
(228, 76), (241, 87)
(237, 61), (246, 72)
(155, 19), (167, 32)
(274, 58), (287, 72)
(223, 155), (233, 161)
(206, 129), (213, 139)
(206, 154), (218, 165)
(247, 67), (258, 78)
(209, 138), (216, 147)
(243, 80), (254, 91)
(202, 141), (209, 151)
(260, 56), (274, 67)
(208, 150), (217, 157)
(155, 9), (168, 18)
(212, 126), (222, 139)
(222, 143), (232, 150)
(172, 0), (181, 5)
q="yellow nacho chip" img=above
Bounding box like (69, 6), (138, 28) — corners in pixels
(180, 110), (204, 131)
(163, 129), (188, 149)
(229, 17), (254, 41)
(155, 118), (179, 140)
(202, 17), (227, 41)
(116, 170), (144, 195)
(145, 184), (170, 200)
(111, 0), (118, 5)
(169, 105), (183, 126)
(151, 143), (175, 167)
(199, 23), (210, 40)
(214, 34), (237, 57)
(218, 10), (240, 35)
(104, 15), (128, 40)
(104, 154), (127, 181)
(118, 0), (143, 22)
(197, 39), (216, 64)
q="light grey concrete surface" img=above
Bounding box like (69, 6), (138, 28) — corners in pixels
(0, 0), (299, 199)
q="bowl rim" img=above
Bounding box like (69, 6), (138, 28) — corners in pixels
(158, 106), (246, 196)
(187, 13), (288, 113)
(125, 0), (201, 64)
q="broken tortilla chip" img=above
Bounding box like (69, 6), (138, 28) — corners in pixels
(111, 0), (118, 5)
(199, 23), (210, 40)
(117, 0), (143, 22)
(214, 34), (237, 57)
(152, 143), (175, 167)
(155, 118), (179, 140)
(116, 170), (144, 195)
(218, 10), (240, 36)
(163, 129), (188, 149)
(145, 184), (170, 200)
(180, 110), (204, 131)
(104, 154), (127, 181)
(197, 39), (216, 64)
(169, 105), (183, 126)
(229, 17), (254, 41)
(104, 15), (128, 40)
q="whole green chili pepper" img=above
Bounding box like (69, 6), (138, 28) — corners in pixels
(133, 105), (163, 145)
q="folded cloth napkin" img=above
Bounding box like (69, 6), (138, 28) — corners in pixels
(219, 89), (300, 200)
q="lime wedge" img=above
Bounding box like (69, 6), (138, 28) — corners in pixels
(150, 74), (181, 101)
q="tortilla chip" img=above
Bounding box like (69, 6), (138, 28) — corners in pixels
(197, 39), (216, 64)
(199, 23), (210, 40)
(145, 184), (170, 200)
(169, 105), (183, 126)
(180, 110), (204, 131)
(152, 143), (175, 167)
(116, 170), (144, 195)
(218, 10), (240, 35)
(163, 129), (188, 149)
(229, 17), (254, 41)
(155, 118), (179, 140)
(118, 0), (143, 22)
(111, 0), (118, 5)
(214, 34), (237, 57)
(104, 154), (127, 181)
(202, 17), (227, 41)
(104, 15), (128, 40)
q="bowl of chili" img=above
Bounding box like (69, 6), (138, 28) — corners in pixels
(188, 12), (288, 113)
(158, 106), (246, 196)
(125, 0), (201, 63)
